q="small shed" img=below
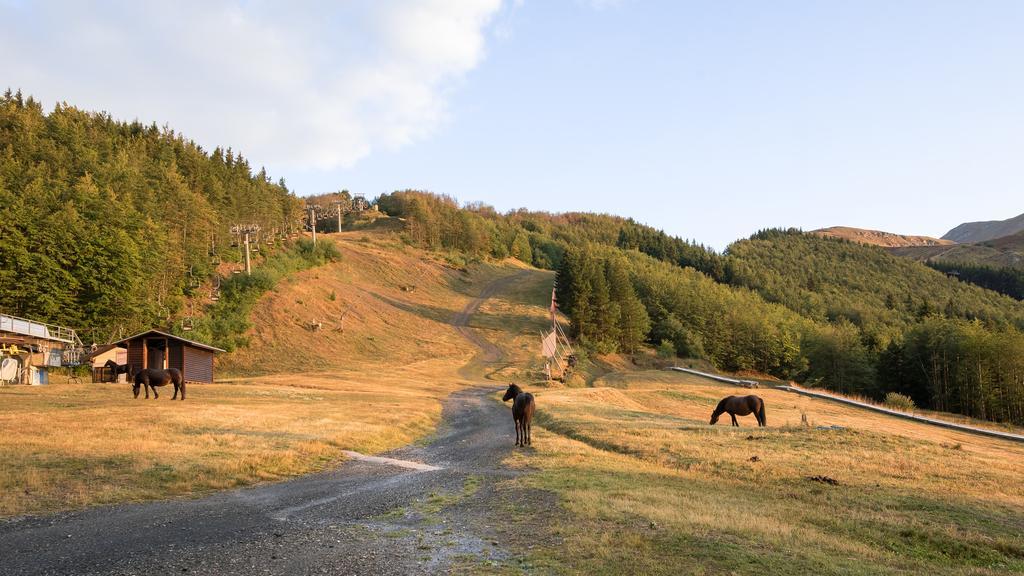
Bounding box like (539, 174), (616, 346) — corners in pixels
(88, 344), (129, 382)
(113, 330), (223, 384)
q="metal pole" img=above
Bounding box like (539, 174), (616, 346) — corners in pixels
(244, 232), (252, 275)
(310, 207), (317, 245)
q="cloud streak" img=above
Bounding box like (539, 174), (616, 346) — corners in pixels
(0, 0), (503, 170)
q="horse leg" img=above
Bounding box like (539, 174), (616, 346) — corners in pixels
(731, 413), (738, 426)
(173, 382), (178, 400)
(180, 380), (185, 401)
(514, 419), (521, 446)
(526, 421), (532, 445)
(151, 383), (158, 400)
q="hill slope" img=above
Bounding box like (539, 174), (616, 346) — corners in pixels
(943, 211), (1024, 243)
(890, 231), (1024, 300)
(221, 230), (550, 376)
(891, 237), (1024, 270)
(727, 230), (1024, 337)
(812, 226), (953, 247)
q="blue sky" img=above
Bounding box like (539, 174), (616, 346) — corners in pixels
(3, 1), (1023, 249)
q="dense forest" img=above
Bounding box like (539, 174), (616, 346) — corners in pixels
(376, 191), (1024, 424)
(0, 91), (304, 343)
(926, 261), (1024, 301)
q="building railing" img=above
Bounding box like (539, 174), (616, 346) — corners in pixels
(0, 313), (82, 345)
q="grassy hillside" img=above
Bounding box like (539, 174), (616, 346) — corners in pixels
(891, 234), (1024, 300)
(0, 91), (302, 342)
(890, 241), (1024, 270)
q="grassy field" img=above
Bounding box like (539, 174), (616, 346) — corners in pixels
(0, 365), (459, 516)
(502, 370), (1024, 575)
(0, 232), (528, 517)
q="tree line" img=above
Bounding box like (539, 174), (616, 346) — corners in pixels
(926, 260), (1024, 301)
(0, 90), (304, 343)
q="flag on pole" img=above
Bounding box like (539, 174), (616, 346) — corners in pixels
(541, 330), (558, 358)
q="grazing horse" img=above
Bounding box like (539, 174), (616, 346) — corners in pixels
(710, 395), (766, 427)
(103, 359), (131, 383)
(502, 383), (535, 446)
(133, 368), (185, 400)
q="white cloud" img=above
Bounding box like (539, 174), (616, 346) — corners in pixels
(575, 0), (626, 10)
(0, 0), (503, 170)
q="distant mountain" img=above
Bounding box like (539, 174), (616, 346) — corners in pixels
(892, 230), (1024, 270)
(811, 226), (953, 248)
(942, 212), (1024, 244)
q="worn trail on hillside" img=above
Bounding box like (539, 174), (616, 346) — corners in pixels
(0, 272), (555, 576)
(452, 270), (532, 365)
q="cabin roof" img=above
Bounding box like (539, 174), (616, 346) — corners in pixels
(86, 343), (120, 359)
(113, 329), (225, 353)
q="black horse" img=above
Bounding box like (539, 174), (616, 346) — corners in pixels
(710, 395), (766, 427)
(502, 383), (535, 446)
(133, 368), (185, 400)
(103, 359), (131, 383)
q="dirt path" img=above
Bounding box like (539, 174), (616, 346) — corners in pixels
(452, 270), (532, 365)
(0, 272), (554, 576)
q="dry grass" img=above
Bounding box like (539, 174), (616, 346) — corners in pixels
(508, 369), (1024, 575)
(466, 264), (555, 383)
(0, 364), (456, 516)
(0, 231), (525, 517)
(221, 231), (484, 375)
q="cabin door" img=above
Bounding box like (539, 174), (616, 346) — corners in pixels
(146, 339), (167, 369)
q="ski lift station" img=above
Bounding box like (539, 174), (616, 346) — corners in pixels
(0, 313), (84, 385)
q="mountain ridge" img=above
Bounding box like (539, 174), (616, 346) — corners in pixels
(811, 226), (953, 248)
(942, 212), (1024, 243)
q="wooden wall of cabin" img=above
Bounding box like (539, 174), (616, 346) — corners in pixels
(183, 346), (214, 383)
(127, 340), (143, 374)
(168, 341), (184, 372)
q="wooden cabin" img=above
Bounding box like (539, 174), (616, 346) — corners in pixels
(112, 330), (223, 384)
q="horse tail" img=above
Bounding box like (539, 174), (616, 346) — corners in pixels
(758, 399), (767, 426)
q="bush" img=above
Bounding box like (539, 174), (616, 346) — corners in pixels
(884, 392), (916, 411)
(656, 339), (676, 359)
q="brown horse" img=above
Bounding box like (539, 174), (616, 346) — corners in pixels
(103, 359), (131, 383)
(133, 368), (185, 400)
(502, 383), (535, 446)
(710, 395), (766, 427)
